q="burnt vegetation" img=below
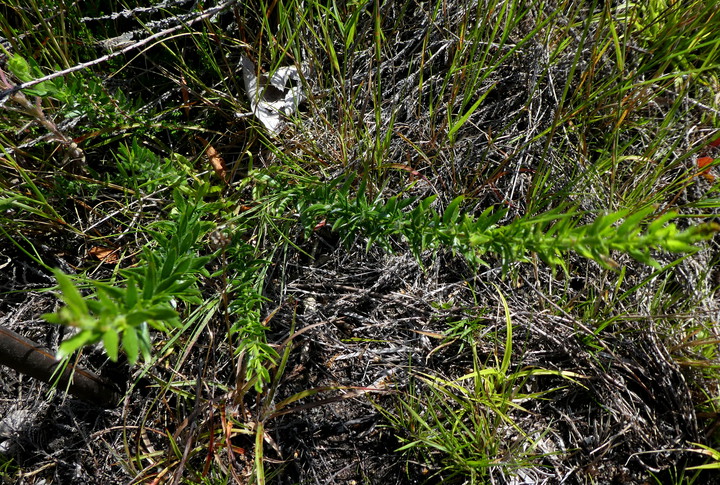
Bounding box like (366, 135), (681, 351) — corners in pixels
(1, 0), (720, 484)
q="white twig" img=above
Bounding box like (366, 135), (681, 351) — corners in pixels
(0, 0), (238, 102)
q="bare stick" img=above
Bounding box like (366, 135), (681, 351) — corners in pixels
(0, 325), (122, 408)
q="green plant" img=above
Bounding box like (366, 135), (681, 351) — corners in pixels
(286, 174), (719, 272)
(0, 452), (18, 480)
(380, 287), (581, 482)
(443, 315), (488, 352)
(114, 138), (183, 193)
(44, 187), (215, 365)
(222, 237), (278, 393)
(687, 442), (720, 471)
(0, 54), (83, 163)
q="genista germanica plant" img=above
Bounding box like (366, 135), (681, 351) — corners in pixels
(44, 181), (277, 392)
(287, 174), (720, 273)
(44, 187), (215, 365)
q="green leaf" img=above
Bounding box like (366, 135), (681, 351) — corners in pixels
(494, 284), (513, 375)
(95, 286), (120, 316)
(123, 328), (140, 364)
(687, 442), (720, 470)
(147, 306), (178, 320)
(616, 206), (652, 238)
(139, 323), (152, 362)
(142, 258), (157, 302)
(171, 254), (194, 276)
(662, 238), (697, 253)
(53, 269), (89, 316)
(443, 196), (464, 225)
(102, 329), (120, 361)
(58, 331), (98, 360)
(188, 254), (212, 271)
(448, 83), (496, 141)
(124, 309), (151, 327)
(628, 248), (659, 268)
(7, 54), (32, 82)
(42, 312), (62, 325)
(6, 54), (59, 97)
(125, 278), (139, 309)
(646, 211), (677, 234)
(159, 246), (178, 281)
(173, 189), (187, 214)
(162, 278), (198, 296)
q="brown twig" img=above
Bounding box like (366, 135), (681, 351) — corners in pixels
(0, 325), (121, 408)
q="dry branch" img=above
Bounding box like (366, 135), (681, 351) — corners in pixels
(0, 325), (121, 408)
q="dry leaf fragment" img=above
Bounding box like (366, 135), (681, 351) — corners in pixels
(197, 136), (227, 182)
(709, 134), (720, 148)
(697, 156), (715, 182)
(88, 246), (119, 264)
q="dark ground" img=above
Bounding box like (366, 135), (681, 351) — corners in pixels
(2, 237), (719, 484)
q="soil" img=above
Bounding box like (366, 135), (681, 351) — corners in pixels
(2, 238), (718, 484)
